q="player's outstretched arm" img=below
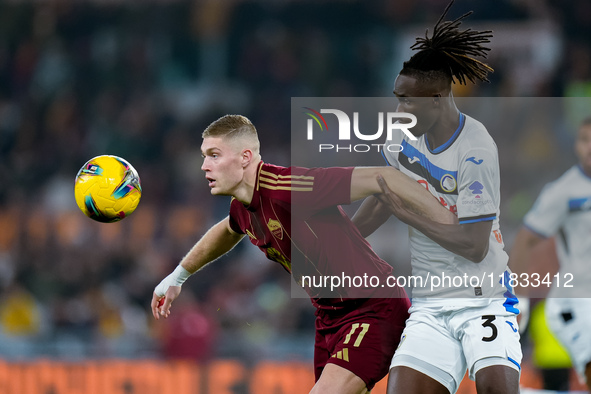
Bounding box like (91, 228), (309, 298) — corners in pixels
(376, 175), (491, 263)
(151, 216), (244, 320)
(350, 166), (457, 225)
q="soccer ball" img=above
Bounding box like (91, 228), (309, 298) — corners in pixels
(74, 155), (142, 223)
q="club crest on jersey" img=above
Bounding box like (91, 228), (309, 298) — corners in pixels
(267, 218), (283, 240)
(440, 174), (457, 193)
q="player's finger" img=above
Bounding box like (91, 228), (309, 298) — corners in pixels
(376, 174), (391, 194)
(151, 293), (164, 320)
(160, 296), (173, 318)
(375, 192), (389, 205)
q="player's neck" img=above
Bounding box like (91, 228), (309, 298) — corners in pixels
(233, 159), (262, 205)
(426, 107), (461, 150)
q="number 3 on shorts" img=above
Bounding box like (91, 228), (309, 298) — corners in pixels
(481, 315), (498, 342)
(343, 323), (370, 347)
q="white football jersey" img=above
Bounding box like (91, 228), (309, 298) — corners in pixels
(383, 113), (513, 304)
(523, 165), (591, 298)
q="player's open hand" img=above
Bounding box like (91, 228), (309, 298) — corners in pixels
(376, 174), (412, 223)
(151, 286), (182, 320)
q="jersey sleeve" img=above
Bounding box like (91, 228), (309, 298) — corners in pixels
(290, 166), (354, 214)
(456, 147), (500, 224)
(523, 181), (567, 237)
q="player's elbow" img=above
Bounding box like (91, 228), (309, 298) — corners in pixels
(464, 243), (489, 263)
(441, 212), (459, 225)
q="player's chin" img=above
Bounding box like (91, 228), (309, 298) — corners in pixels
(411, 126), (428, 137)
(209, 187), (226, 196)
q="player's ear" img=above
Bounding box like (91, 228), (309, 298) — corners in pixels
(241, 149), (253, 168)
(432, 93), (441, 106)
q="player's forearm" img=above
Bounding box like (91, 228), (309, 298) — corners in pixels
(180, 216), (245, 274)
(351, 167), (456, 225)
(351, 196), (391, 237)
(398, 210), (491, 262)
(154, 217), (244, 298)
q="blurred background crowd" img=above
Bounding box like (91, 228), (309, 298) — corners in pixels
(0, 0), (589, 375)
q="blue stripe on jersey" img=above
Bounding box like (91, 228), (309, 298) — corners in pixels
(381, 149), (391, 166)
(568, 196), (591, 212)
(400, 140), (459, 183)
(458, 216), (497, 224)
(426, 113), (466, 154)
(507, 357), (521, 370)
(501, 270), (519, 314)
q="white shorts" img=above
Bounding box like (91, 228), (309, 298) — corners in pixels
(545, 298), (591, 381)
(390, 299), (522, 394)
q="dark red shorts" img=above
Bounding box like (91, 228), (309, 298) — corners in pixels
(313, 294), (411, 391)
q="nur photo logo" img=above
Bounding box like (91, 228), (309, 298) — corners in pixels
(303, 107), (418, 153)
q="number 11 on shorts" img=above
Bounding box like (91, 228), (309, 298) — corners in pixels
(344, 323), (371, 347)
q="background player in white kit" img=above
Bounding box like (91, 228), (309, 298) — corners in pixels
(354, 2), (522, 393)
(509, 117), (591, 393)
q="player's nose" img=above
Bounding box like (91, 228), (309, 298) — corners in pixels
(201, 158), (209, 171)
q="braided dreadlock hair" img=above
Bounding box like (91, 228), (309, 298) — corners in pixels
(401, 0), (494, 86)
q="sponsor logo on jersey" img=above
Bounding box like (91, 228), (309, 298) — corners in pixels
(506, 321), (518, 333)
(466, 156), (483, 165)
(331, 348), (349, 362)
(408, 156), (420, 164)
(469, 181), (484, 197)
(267, 218), (284, 240)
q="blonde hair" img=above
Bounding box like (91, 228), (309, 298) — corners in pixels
(203, 115), (261, 155)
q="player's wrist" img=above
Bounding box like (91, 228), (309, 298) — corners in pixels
(171, 265), (192, 285)
(154, 265), (192, 296)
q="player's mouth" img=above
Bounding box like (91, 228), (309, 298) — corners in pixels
(206, 176), (216, 187)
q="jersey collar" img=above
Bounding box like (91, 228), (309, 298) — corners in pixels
(425, 112), (466, 154)
(245, 161), (265, 211)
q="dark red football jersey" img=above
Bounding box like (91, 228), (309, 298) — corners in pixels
(229, 162), (396, 308)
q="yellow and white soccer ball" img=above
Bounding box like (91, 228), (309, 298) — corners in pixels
(74, 155), (142, 223)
